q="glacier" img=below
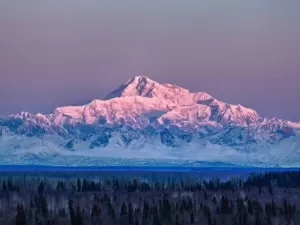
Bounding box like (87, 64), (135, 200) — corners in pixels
(0, 76), (300, 167)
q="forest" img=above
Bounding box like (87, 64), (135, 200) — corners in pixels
(1, 169), (300, 225)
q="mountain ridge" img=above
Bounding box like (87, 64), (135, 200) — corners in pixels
(0, 75), (300, 167)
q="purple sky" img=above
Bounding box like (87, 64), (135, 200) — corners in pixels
(0, 0), (299, 121)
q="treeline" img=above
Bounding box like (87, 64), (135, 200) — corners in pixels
(0, 170), (300, 225)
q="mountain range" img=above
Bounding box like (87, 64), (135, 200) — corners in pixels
(1, 76), (300, 167)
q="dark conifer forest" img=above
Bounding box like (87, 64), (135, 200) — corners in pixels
(1, 170), (300, 225)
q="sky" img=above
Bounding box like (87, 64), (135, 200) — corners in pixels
(0, 0), (299, 121)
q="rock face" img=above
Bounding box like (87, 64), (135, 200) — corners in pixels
(0, 76), (300, 167)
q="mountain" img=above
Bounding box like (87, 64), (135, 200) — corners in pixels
(0, 75), (300, 167)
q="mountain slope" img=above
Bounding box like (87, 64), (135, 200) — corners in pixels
(0, 76), (299, 167)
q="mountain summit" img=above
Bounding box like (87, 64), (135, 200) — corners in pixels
(105, 76), (159, 99)
(0, 76), (299, 167)
(106, 75), (213, 105)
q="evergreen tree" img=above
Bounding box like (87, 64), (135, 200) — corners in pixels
(221, 196), (230, 214)
(30, 199), (34, 209)
(120, 202), (128, 216)
(190, 211), (195, 224)
(207, 208), (213, 225)
(38, 182), (45, 194)
(247, 199), (253, 214)
(111, 208), (116, 220)
(268, 184), (273, 196)
(15, 204), (27, 225)
(212, 196), (217, 205)
(91, 203), (101, 217)
(204, 191), (208, 200)
(68, 200), (75, 225)
(271, 200), (277, 216)
(77, 178), (81, 192)
(152, 205), (161, 225)
(143, 201), (149, 219)
(162, 193), (171, 221)
(128, 202), (134, 225)
(254, 213), (262, 225)
(41, 196), (48, 218)
(2, 181), (7, 192)
(175, 214), (179, 225)
(266, 215), (272, 225)
(75, 206), (83, 225)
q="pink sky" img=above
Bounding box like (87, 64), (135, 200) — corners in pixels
(0, 0), (299, 121)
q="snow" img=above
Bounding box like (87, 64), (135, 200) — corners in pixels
(288, 121), (300, 129)
(1, 131), (299, 167)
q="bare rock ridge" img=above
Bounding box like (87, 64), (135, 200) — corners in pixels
(0, 75), (299, 167)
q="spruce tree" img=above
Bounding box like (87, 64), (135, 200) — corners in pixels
(120, 202), (128, 216)
(175, 214), (179, 225)
(77, 178), (81, 192)
(75, 206), (83, 225)
(68, 200), (75, 225)
(190, 211), (195, 224)
(15, 204), (27, 225)
(2, 181), (7, 192)
(128, 202), (134, 225)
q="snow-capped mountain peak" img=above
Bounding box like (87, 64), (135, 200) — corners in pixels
(0, 75), (299, 167)
(106, 75), (213, 106)
(105, 75), (158, 99)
